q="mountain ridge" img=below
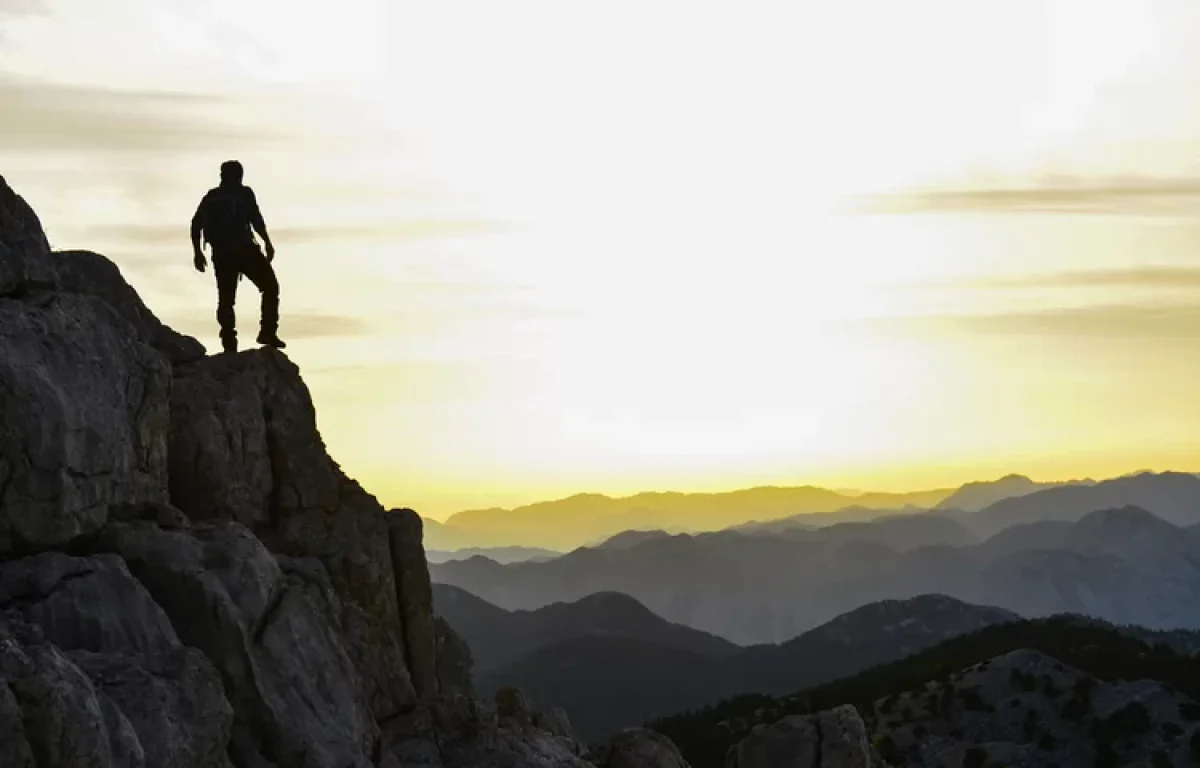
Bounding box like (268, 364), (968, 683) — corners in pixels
(433, 497), (1200, 643)
(437, 585), (1019, 740)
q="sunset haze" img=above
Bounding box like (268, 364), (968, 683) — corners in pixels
(4, 0), (1200, 520)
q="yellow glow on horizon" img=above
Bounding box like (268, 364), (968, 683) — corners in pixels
(4, 1), (1200, 519)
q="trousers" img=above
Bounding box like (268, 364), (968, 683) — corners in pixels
(212, 242), (279, 344)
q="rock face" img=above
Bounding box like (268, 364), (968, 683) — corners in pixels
(0, 177), (638, 767)
(725, 705), (877, 768)
(598, 728), (692, 768)
(0, 292), (171, 554)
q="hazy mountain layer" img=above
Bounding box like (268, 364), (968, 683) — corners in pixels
(424, 485), (957, 550)
(441, 591), (1015, 740)
(432, 490), (1200, 644)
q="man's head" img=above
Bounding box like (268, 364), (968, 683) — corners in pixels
(219, 160), (244, 186)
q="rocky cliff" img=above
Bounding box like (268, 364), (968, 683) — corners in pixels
(0, 174), (603, 768)
(0, 174), (875, 768)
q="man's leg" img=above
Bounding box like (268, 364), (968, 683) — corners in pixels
(212, 253), (241, 353)
(238, 243), (283, 348)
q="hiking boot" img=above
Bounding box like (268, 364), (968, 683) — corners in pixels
(221, 339), (238, 354)
(256, 331), (286, 349)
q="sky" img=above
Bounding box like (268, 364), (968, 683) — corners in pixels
(4, 0), (1200, 519)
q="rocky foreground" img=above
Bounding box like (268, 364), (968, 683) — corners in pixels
(0, 175), (886, 767)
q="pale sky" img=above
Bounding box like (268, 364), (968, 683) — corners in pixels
(4, 0), (1200, 518)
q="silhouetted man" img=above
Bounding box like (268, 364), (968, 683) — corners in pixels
(191, 160), (285, 354)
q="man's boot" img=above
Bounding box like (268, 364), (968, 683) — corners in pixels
(256, 330), (286, 349)
(220, 330), (237, 354)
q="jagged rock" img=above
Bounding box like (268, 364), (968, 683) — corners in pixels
(496, 685), (534, 724)
(70, 647), (233, 768)
(0, 292), (171, 555)
(726, 705), (873, 768)
(0, 175), (53, 296)
(0, 551), (180, 656)
(170, 350), (415, 717)
(0, 619), (146, 768)
(390, 507), (439, 698)
(599, 728), (692, 768)
(533, 707), (575, 741)
(96, 519), (377, 768)
(53, 250), (206, 363)
(434, 615), (475, 699)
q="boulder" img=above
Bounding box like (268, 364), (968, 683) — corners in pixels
(725, 705), (874, 768)
(598, 728), (691, 768)
(495, 686), (534, 724)
(96, 519), (377, 768)
(533, 707), (575, 742)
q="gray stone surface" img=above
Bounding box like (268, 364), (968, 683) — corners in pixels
(601, 728), (692, 768)
(71, 647), (233, 768)
(0, 551), (180, 657)
(0, 293), (170, 555)
(727, 706), (873, 768)
(98, 519), (376, 768)
(390, 507), (439, 699)
(0, 619), (145, 768)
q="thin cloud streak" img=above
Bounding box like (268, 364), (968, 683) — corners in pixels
(913, 266), (1200, 292)
(162, 310), (371, 341)
(850, 178), (1200, 216)
(81, 220), (506, 249)
(861, 301), (1200, 340)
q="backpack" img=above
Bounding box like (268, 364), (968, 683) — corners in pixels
(201, 187), (252, 247)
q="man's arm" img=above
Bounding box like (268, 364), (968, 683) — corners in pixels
(190, 194), (208, 272)
(246, 187), (275, 260)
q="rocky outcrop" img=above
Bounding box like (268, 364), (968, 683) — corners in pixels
(433, 615), (474, 699)
(390, 508), (439, 699)
(726, 705), (876, 768)
(169, 349), (417, 719)
(0, 174), (53, 295)
(0, 176), (678, 768)
(594, 728), (692, 768)
(53, 249), (205, 363)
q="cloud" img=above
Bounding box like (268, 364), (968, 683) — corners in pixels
(849, 179), (1200, 216)
(964, 266), (1200, 291)
(0, 0), (45, 17)
(76, 220), (506, 250)
(0, 75), (281, 154)
(863, 302), (1200, 341)
(161, 309), (370, 340)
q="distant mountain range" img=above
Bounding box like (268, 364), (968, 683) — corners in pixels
(420, 472), (1139, 551)
(431, 472), (1200, 644)
(426, 546), (561, 565)
(422, 482), (975, 551)
(434, 587), (1016, 741)
(433, 585), (737, 671)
